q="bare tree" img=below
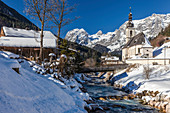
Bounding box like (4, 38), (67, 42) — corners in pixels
(24, 0), (49, 62)
(47, 0), (79, 52)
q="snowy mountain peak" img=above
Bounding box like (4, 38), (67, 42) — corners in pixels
(65, 13), (170, 52)
(65, 28), (89, 45)
(96, 30), (103, 35)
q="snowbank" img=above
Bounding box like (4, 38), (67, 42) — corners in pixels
(114, 64), (170, 98)
(0, 51), (88, 113)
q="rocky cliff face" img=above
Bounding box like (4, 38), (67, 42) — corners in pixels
(65, 13), (170, 52)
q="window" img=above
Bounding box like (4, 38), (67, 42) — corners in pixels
(138, 48), (140, 53)
(130, 30), (133, 37)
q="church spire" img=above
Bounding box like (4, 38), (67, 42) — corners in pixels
(125, 7), (135, 43)
(127, 7), (134, 28)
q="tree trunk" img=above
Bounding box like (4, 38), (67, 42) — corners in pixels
(56, 25), (61, 57)
(39, 24), (44, 62)
(56, 0), (65, 57)
(38, 0), (47, 63)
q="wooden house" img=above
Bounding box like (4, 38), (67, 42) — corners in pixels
(0, 26), (57, 60)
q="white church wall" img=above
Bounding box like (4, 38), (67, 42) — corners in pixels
(141, 47), (153, 58)
(126, 58), (170, 65)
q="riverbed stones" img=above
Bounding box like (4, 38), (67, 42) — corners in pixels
(113, 81), (169, 113)
(109, 97), (116, 101)
(84, 105), (92, 112)
(123, 96), (128, 100)
(89, 104), (105, 113)
(155, 102), (160, 109)
(115, 96), (121, 100)
(166, 103), (170, 113)
(161, 102), (168, 112)
(142, 90), (148, 96)
(79, 87), (87, 93)
(136, 93), (143, 99)
(128, 94), (136, 99)
(149, 100), (154, 107)
(112, 104), (126, 109)
(84, 99), (95, 104)
(97, 72), (104, 77)
(100, 105), (110, 110)
(154, 91), (159, 97)
(99, 97), (107, 101)
(130, 108), (143, 111)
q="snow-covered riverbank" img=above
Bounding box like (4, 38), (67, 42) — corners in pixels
(108, 64), (170, 112)
(0, 51), (90, 113)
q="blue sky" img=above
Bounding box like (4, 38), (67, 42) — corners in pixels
(2, 0), (170, 38)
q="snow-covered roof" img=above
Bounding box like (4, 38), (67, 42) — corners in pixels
(3, 26), (57, 39)
(142, 36), (152, 48)
(124, 32), (152, 48)
(49, 53), (56, 57)
(0, 26), (57, 48)
(101, 56), (119, 61)
(68, 48), (78, 52)
(60, 54), (67, 59)
(0, 37), (56, 48)
(154, 41), (170, 58)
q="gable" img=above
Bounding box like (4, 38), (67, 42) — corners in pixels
(124, 32), (145, 48)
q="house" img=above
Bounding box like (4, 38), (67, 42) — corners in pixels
(0, 26), (57, 60)
(122, 32), (153, 61)
(101, 56), (120, 65)
(122, 8), (153, 61)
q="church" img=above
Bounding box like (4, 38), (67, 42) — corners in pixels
(122, 8), (153, 61)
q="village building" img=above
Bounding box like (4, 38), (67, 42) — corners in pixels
(101, 56), (120, 65)
(122, 8), (170, 65)
(122, 8), (154, 62)
(122, 32), (153, 61)
(0, 26), (57, 60)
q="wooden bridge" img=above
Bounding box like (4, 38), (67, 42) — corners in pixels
(76, 64), (129, 73)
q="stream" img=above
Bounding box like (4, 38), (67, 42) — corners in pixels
(83, 76), (160, 113)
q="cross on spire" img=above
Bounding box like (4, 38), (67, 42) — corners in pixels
(127, 6), (134, 28)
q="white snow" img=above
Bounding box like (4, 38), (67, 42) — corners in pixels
(0, 51), (88, 113)
(142, 36), (152, 48)
(154, 42), (170, 58)
(0, 26), (57, 48)
(60, 54), (67, 59)
(49, 53), (56, 57)
(0, 37), (56, 48)
(114, 64), (170, 98)
(101, 56), (119, 61)
(68, 48), (78, 52)
(3, 26), (56, 39)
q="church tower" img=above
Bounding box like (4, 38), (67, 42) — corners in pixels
(126, 7), (135, 43)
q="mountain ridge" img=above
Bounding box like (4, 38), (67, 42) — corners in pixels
(65, 13), (170, 53)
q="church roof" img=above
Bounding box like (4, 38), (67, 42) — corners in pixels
(124, 32), (150, 48)
(142, 36), (153, 48)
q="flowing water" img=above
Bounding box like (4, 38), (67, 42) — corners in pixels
(83, 77), (160, 113)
